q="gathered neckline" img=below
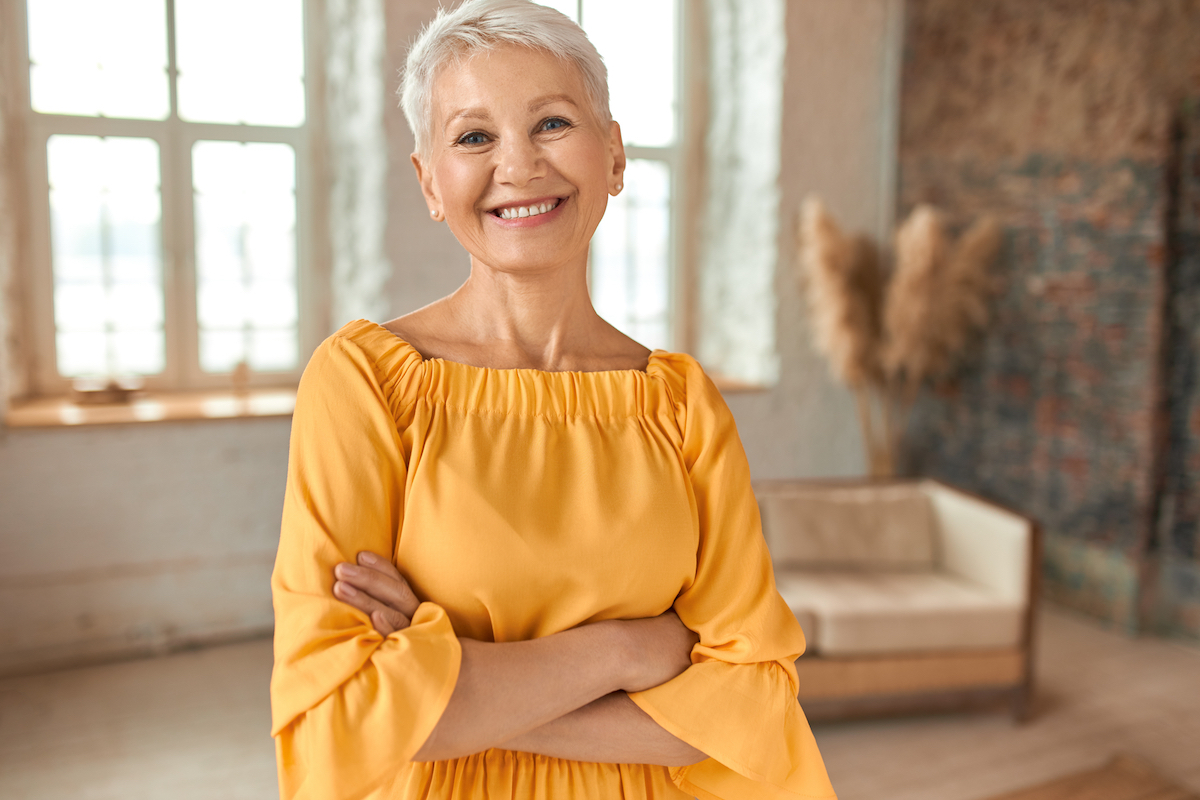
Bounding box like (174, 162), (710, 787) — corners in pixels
(358, 319), (670, 378)
(336, 318), (692, 423)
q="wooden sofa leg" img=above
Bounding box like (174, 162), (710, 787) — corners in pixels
(1010, 684), (1034, 723)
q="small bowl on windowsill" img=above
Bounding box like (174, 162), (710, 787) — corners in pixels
(71, 376), (146, 405)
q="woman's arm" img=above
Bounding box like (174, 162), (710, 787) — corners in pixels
(414, 621), (627, 761)
(499, 692), (707, 766)
(623, 357), (837, 799)
(334, 553), (701, 762)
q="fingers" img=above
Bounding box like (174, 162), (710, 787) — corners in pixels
(333, 579), (411, 635)
(356, 550), (402, 579)
(331, 550), (420, 637)
(371, 608), (409, 636)
(333, 553), (421, 619)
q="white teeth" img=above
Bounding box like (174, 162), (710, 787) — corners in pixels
(498, 200), (558, 220)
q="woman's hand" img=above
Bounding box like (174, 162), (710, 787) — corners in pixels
(333, 551), (421, 635)
(616, 610), (700, 693)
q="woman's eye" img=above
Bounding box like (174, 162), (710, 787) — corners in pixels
(457, 131), (488, 145)
(542, 118), (569, 132)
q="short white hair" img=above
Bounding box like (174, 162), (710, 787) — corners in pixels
(400, 0), (611, 158)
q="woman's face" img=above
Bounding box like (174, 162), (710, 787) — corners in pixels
(412, 44), (625, 276)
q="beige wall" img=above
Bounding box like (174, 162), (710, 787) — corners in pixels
(727, 0), (901, 478)
(0, 0), (288, 673)
(0, 0), (900, 673)
(0, 419), (290, 674)
(382, 1), (472, 314)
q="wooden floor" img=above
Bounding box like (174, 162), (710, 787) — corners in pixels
(813, 607), (1200, 800)
(984, 755), (1198, 800)
(0, 605), (1196, 800)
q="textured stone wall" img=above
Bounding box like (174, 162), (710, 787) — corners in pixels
(898, 0), (1199, 164)
(901, 154), (1168, 629)
(898, 0), (1200, 636)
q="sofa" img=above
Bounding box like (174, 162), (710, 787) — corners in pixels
(754, 478), (1040, 721)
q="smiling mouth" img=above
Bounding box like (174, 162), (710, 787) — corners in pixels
(491, 198), (562, 220)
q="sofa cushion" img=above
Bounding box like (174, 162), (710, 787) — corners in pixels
(774, 568), (1024, 656)
(792, 606), (818, 650)
(758, 484), (937, 570)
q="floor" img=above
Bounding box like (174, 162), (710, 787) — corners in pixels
(0, 606), (1197, 800)
(813, 607), (1200, 800)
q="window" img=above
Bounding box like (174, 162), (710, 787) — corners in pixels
(17, 0), (316, 394)
(535, 0), (685, 351)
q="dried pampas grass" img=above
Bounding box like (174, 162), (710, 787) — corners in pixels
(798, 197), (890, 473)
(885, 208), (1000, 400)
(798, 197), (885, 388)
(796, 196), (1002, 476)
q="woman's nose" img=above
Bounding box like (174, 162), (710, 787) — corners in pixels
(495, 137), (545, 187)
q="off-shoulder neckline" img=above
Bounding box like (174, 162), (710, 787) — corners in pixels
(354, 319), (671, 377)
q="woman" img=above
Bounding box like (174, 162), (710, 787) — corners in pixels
(269, 1), (836, 798)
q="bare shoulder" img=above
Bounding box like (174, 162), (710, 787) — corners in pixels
(590, 323), (654, 372)
(380, 301), (456, 359)
(380, 303), (653, 371)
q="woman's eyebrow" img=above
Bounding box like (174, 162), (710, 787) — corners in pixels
(442, 94), (579, 132)
(528, 93), (579, 112)
(444, 107), (491, 129)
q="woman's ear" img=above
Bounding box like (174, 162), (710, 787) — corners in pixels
(411, 152), (443, 220)
(607, 120), (627, 195)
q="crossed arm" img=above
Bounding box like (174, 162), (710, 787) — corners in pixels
(332, 551), (709, 766)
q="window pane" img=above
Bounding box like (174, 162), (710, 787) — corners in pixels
(56, 331), (107, 376)
(199, 329), (245, 373)
(581, 0), (676, 147)
(110, 330), (165, 373)
(175, 0), (306, 126)
(193, 140), (299, 373)
(590, 159), (671, 350)
(28, 0), (169, 120)
(47, 135), (165, 378)
(249, 329), (298, 372)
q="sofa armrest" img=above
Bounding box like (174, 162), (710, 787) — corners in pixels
(921, 480), (1033, 606)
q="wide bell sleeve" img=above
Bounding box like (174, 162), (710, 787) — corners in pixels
(628, 355), (837, 800)
(270, 335), (462, 800)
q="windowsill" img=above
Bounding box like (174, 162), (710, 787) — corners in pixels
(5, 375), (765, 429)
(710, 374), (773, 393)
(4, 388), (297, 428)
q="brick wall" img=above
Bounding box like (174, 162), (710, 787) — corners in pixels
(897, 0), (1200, 638)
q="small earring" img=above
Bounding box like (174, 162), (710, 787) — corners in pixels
(430, 209), (440, 220)
(614, 183), (623, 194)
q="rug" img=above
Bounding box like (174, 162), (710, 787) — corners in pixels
(986, 755), (1198, 800)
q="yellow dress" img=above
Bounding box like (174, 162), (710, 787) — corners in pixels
(270, 319), (836, 800)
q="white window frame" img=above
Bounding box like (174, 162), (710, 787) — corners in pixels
(11, 0), (323, 396)
(554, 0), (699, 353)
(674, 0), (705, 355)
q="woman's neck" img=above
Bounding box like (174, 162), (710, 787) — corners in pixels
(457, 261), (597, 337)
(391, 257), (646, 373)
